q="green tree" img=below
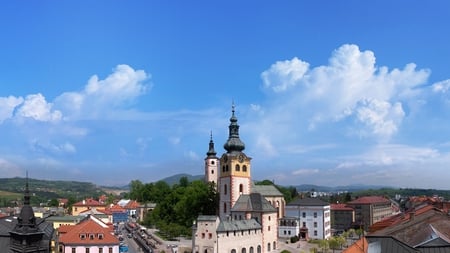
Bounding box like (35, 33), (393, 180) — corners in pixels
(328, 237), (341, 253)
(48, 198), (59, 207)
(318, 239), (329, 253)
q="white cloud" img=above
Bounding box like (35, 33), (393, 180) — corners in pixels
(16, 93), (62, 122)
(257, 44), (430, 143)
(185, 150), (200, 160)
(0, 96), (23, 122)
(355, 98), (405, 138)
(261, 57), (309, 92)
(336, 144), (439, 169)
(30, 139), (77, 155)
(54, 64), (150, 120)
(292, 168), (319, 176)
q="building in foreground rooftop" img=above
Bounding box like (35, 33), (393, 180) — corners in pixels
(0, 177), (54, 253)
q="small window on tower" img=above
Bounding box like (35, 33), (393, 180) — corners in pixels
(243, 165), (247, 172)
(211, 170), (214, 174)
(235, 164), (240, 171)
(211, 161), (215, 165)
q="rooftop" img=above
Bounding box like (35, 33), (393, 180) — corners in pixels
(347, 196), (390, 205)
(287, 197), (329, 207)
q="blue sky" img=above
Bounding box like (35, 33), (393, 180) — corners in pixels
(1, 1), (450, 189)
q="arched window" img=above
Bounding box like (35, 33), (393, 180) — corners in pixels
(267, 243), (271, 252)
(273, 242), (276, 250)
(226, 165), (229, 171)
(235, 164), (240, 171)
(224, 203), (227, 213)
(239, 184), (244, 194)
(211, 169), (214, 174)
(249, 247), (254, 253)
(222, 166), (226, 172)
(211, 160), (215, 165)
(224, 184), (227, 195)
(242, 248), (246, 253)
(231, 250), (236, 253)
(257, 245), (261, 253)
(243, 165), (247, 172)
(204, 249), (208, 253)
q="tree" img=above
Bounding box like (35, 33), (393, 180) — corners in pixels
(318, 239), (329, 253)
(328, 237), (339, 253)
(48, 198), (59, 207)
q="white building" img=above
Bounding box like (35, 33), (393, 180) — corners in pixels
(285, 198), (331, 240)
(193, 106), (283, 253)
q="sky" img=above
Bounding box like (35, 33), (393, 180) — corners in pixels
(1, 1), (450, 189)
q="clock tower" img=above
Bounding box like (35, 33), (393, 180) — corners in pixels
(219, 105), (252, 220)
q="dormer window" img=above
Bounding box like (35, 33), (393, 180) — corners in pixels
(80, 234), (86, 240)
(98, 233), (104, 240)
(89, 234), (95, 240)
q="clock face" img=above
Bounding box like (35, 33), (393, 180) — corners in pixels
(238, 154), (244, 163)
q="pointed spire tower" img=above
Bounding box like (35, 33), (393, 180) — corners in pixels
(205, 131), (219, 188)
(219, 104), (252, 220)
(9, 172), (46, 253)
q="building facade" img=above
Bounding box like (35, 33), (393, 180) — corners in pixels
(346, 196), (393, 231)
(57, 215), (119, 253)
(285, 198), (331, 240)
(330, 203), (355, 233)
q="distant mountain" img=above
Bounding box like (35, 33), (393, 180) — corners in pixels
(159, 173), (204, 185)
(294, 184), (390, 193)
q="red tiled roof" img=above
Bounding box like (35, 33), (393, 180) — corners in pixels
(331, 203), (354, 211)
(73, 198), (105, 207)
(59, 217), (118, 245)
(370, 205), (437, 233)
(124, 200), (140, 209)
(347, 196), (390, 205)
(342, 237), (368, 253)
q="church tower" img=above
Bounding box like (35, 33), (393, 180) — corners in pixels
(219, 105), (252, 220)
(9, 174), (47, 253)
(205, 132), (219, 189)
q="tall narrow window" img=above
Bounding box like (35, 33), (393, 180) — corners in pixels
(243, 165), (247, 172)
(224, 184), (227, 195)
(239, 184), (243, 194)
(235, 164), (240, 171)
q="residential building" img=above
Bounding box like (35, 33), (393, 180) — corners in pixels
(58, 215), (120, 253)
(346, 196), (393, 231)
(72, 198), (106, 216)
(105, 204), (128, 224)
(330, 203), (355, 233)
(193, 106), (282, 253)
(45, 215), (86, 229)
(285, 197), (331, 240)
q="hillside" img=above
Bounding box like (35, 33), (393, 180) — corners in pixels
(0, 177), (106, 203)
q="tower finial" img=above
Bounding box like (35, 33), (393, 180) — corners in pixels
(207, 131), (217, 157)
(224, 102), (245, 153)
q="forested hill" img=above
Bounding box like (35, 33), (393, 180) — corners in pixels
(0, 177), (106, 200)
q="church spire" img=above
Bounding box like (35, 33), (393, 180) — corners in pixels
(17, 171), (37, 229)
(206, 131), (217, 157)
(224, 103), (245, 153)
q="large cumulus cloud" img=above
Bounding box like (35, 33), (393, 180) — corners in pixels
(260, 44), (429, 140)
